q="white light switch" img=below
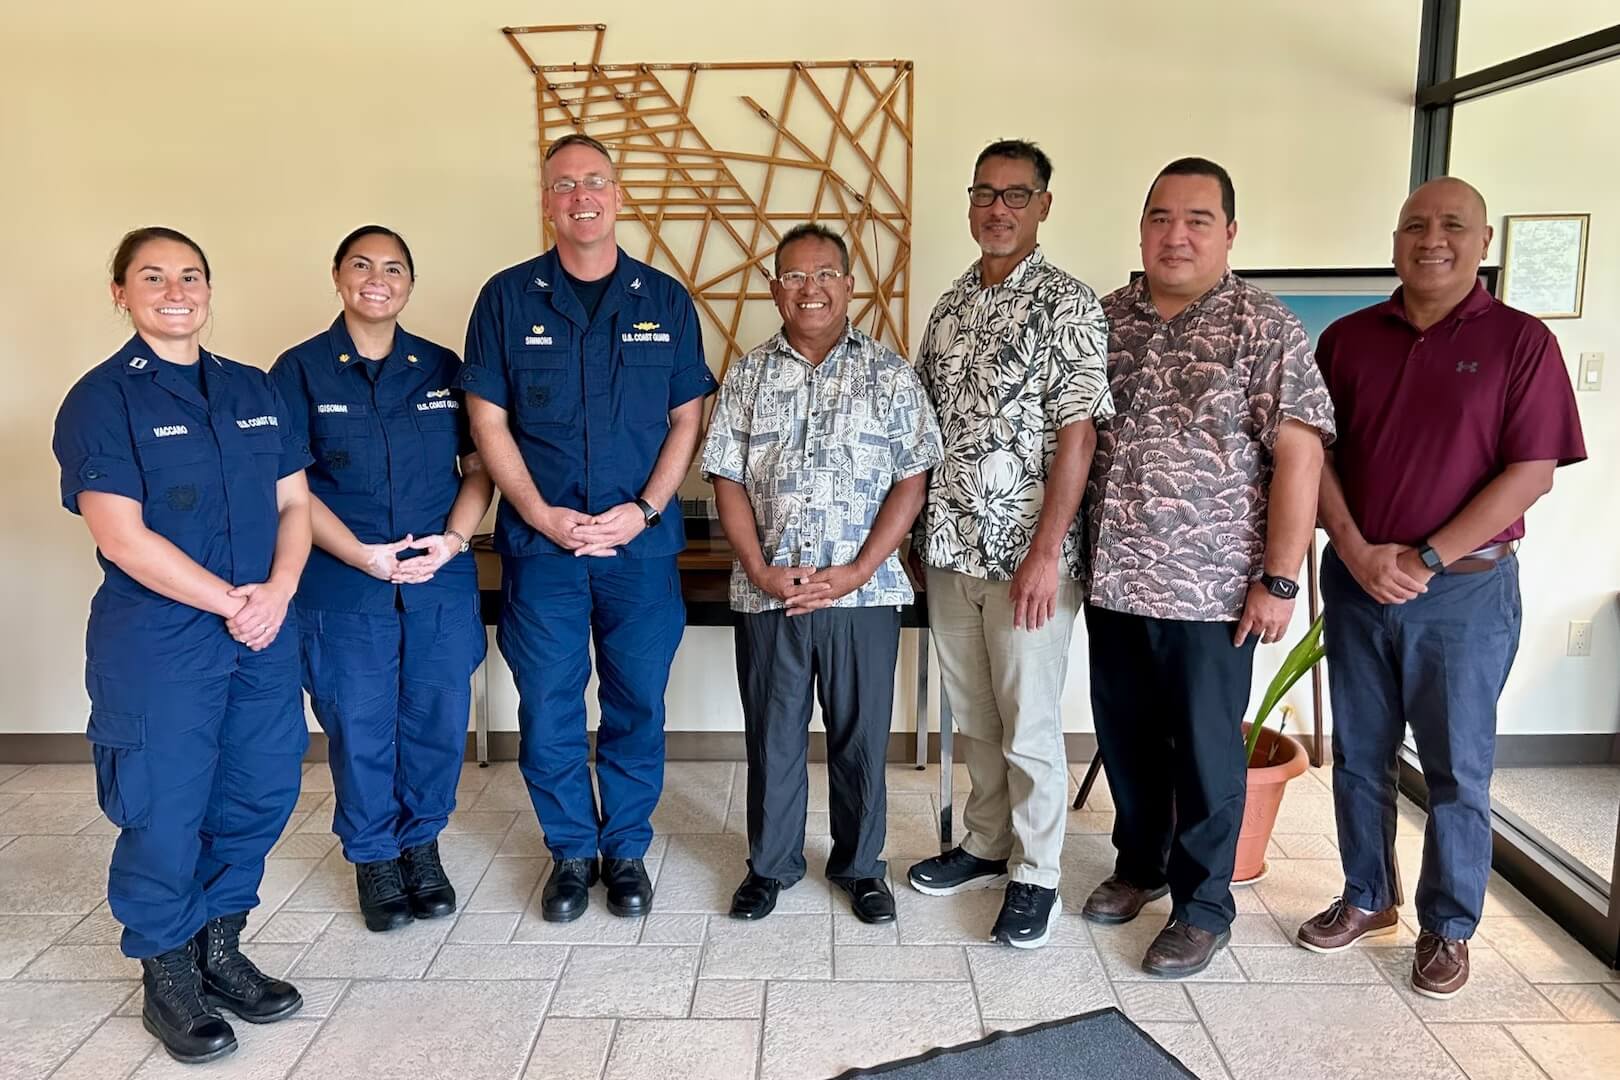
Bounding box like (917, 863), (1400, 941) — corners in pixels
(1578, 352), (1604, 391)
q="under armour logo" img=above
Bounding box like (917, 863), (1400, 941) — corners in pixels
(1456, 361), (1479, 374)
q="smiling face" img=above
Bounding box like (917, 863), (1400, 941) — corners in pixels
(110, 238), (211, 348)
(1139, 172), (1235, 304)
(542, 142), (622, 254)
(968, 155), (1049, 263)
(333, 232), (413, 326)
(1393, 178), (1491, 305)
(771, 236), (852, 347)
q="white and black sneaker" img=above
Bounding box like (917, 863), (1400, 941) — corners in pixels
(907, 846), (1010, 896)
(991, 882), (1062, 949)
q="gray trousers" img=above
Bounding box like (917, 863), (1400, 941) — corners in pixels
(734, 606), (901, 886)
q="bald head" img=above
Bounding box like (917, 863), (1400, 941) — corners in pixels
(1392, 175), (1492, 308)
(1400, 176), (1487, 228)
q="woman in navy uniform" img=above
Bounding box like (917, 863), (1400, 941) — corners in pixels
(270, 226), (493, 933)
(52, 227), (313, 1064)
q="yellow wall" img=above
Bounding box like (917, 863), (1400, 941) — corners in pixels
(6, 0), (1508, 737)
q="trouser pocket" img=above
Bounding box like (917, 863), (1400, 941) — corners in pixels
(87, 708), (151, 828)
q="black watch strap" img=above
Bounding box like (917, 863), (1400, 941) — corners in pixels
(1418, 543), (1445, 572)
(635, 497), (661, 528)
(1260, 573), (1299, 600)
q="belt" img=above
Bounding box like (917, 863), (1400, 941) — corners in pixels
(1444, 541), (1517, 575)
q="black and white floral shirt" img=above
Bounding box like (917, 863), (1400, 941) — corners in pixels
(914, 247), (1114, 580)
(703, 323), (943, 613)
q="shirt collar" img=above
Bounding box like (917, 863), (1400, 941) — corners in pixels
(974, 245), (1046, 292)
(771, 320), (857, 368)
(117, 333), (226, 376)
(525, 246), (648, 327)
(325, 315), (423, 375)
(1381, 279), (1494, 329)
(1128, 269), (1236, 323)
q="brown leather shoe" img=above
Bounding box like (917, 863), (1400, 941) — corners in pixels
(1141, 919), (1230, 977)
(1081, 875), (1170, 925)
(1411, 931), (1469, 999)
(1296, 898), (1400, 953)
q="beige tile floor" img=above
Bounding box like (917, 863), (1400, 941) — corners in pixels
(2, 758), (1618, 1079)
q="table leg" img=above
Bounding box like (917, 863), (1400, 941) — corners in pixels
(938, 690), (954, 850)
(475, 629), (491, 769)
(913, 628), (928, 771)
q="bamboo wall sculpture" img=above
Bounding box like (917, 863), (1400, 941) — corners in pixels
(502, 24), (916, 379)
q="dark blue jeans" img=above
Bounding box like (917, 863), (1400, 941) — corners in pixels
(1322, 545), (1521, 940)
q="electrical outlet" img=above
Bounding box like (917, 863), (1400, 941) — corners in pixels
(1567, 620), (1593, 657)
(1578, 352), (1604, 391)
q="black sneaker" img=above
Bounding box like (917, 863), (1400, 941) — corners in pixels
(991, 881), (1062, 949)
(907, 846), (1010, 896)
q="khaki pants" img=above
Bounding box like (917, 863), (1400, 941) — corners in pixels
(926, 567), (1077, 888)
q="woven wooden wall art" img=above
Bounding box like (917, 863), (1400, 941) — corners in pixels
(502, 24), (915, 379)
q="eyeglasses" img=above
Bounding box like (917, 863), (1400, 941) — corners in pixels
(548, 175), (615, 195)
(775, 268), (845, 290)
(967, 184), (1044, 209)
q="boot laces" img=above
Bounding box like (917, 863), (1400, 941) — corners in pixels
(1004, 881), (1041, 917)
(402, 842), (448, 886)
(358, 858), (407, 899)
(153, 946), (213, 1021)
(205, 917), (268, 988)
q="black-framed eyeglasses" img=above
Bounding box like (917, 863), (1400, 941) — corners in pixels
(967, 184), (1044, 209)
(548, 175), (615, 195)
(775, 268), (845, 290)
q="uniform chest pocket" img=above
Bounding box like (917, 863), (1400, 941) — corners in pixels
(412, 404), (465, 467)
(310, 408), (376, 494)
(509, 348), (577, 427)
(621, 347), (672, 424)
(133, 433), (217, 515)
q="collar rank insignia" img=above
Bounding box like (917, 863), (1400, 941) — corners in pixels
(407, 354), (419, 364)
(128, 356), (148, 369)
(338, 353), (351, 363)
(629, 277), (642, 290)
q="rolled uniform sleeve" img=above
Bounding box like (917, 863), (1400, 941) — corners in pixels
(53, 378), (142, 514)
(267, 357), (314, 477)
(1043, 288), (1115, 428)
(666, 292), (718, 411)
(700, 359), (753, 485)
(889, 365), (943, 481)
(457, 279), (511, 409)
(1500, 326), (1586, 466)
(1252, 314), (1336, 450)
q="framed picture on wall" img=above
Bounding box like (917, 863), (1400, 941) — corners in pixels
(1500, 213), (1589, 319)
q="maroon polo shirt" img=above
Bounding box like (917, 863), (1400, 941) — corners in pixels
(1317, 282), (1586, 547)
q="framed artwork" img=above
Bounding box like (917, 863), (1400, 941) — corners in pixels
(1501, 213), (1589, 319)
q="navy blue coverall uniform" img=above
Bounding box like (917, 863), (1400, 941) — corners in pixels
(52, 336), (312, 959)
(457, 248), (717, 860)
(270, 318), (486, 864)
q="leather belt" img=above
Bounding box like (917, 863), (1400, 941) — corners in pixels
(1445, 541), (1517, 575)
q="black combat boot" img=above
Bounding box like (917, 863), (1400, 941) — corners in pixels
(399, 840), (457, 919)
(140, 942), (237, 1064)
(355, 858), (414, 932)
(194, 912), (303, 1023)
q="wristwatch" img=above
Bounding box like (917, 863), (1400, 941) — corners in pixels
(1259, 573), (1299, 600)
(1417, 542), (1445, 573)
(634, 498), (662, 529)
(444, 530), (470, 554)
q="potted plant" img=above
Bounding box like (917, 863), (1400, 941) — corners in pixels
(1233, 614), (1325, 883)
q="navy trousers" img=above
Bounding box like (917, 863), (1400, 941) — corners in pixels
(498, 553), (685, 860)
(298, 598), (486, 863)
(1322, 545), (1521, 940)
(86, 636), (307, 959)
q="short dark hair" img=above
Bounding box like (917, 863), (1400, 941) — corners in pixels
(111, 227), (211, 285)
(774, 223), (850, 277)
(544, 132), (614, 170)
(333, 225), (416, 280)
(973, 139), (1053, 188)
(1144, 157), (1236, 223)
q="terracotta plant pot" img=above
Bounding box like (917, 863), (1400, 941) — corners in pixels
(1233, 722), (1309, 884)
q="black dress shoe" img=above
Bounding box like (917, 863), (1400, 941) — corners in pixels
(140, 943), (237, 1064)
(400, 840), (457, 920)
(355, 859), (414, 933)
(729, 871), (782, 920)
(542, 857), (599, 923)
(834, 876), (896, 924)
(194, 913), (302, 1024)
(602, 858), (654, 918)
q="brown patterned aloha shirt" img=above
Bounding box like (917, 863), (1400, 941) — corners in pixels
(1085, 272), (1336, 621)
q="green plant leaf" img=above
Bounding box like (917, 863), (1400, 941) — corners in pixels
(1245, 615), (1326, 761)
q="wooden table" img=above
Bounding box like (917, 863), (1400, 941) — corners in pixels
(470, 536), (956, 847)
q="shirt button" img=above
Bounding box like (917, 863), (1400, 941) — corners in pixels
(86, 469), (100, 479)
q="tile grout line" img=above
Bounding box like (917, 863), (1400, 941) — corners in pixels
(277, 976), (357, 1079)
(1181, 976), (1239, 1080)
(1499, 1021), (1559, 1080)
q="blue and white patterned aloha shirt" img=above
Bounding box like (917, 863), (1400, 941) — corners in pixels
(702, 322), (943, 613)
(914, 246), (1115, 581)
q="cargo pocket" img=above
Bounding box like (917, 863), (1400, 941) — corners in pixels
(86, 708), (151, 828)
